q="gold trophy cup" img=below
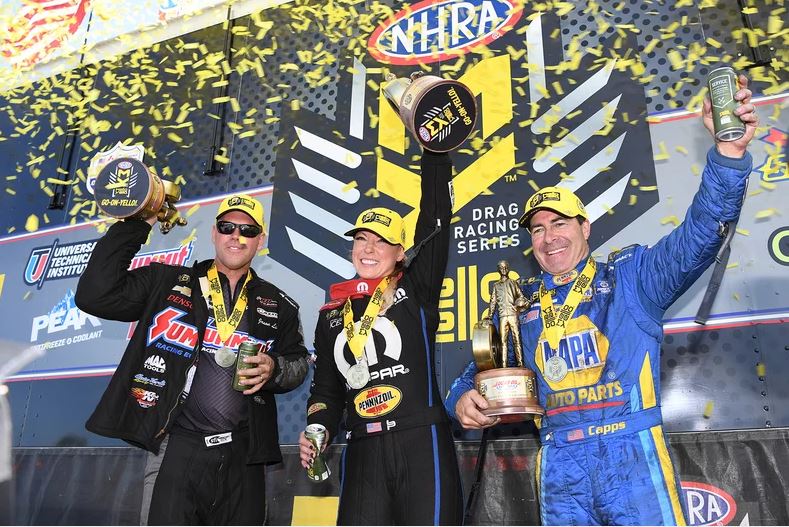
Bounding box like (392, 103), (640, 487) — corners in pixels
(93, 157), (187, 234)
(382, 72), (477, 152)
(472, 261), (544, 423)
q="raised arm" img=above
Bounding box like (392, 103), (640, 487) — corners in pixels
(636, 75), (757, 316)
(407, 150), (453, 308)
(75, 218), (163, 322)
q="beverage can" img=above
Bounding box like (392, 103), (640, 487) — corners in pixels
(305, 424), (331, 482)
(707, 67), (745, 142)
(232, 340), (260, 391)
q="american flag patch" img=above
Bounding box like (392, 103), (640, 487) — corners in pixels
(366, 422), (383, 433)
(567, 428), (585, 442)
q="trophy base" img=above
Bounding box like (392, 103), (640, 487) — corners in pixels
(475, 367), (544, 424)
(481, 404), (544, 424)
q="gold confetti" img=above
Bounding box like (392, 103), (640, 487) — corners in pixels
(754, 208), (780, 220)
(756, 363), (766, 377)
(702, 401), (714, 419)
(653, 142), (670, 161)
(25, 215), (39, 232)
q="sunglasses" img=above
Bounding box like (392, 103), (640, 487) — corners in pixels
(216, 220), (262, 238)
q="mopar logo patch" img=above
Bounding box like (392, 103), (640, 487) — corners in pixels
(681, 482), (737, 526)
(368, 0), (523, 65)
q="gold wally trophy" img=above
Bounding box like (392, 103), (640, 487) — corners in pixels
(472, 261), (544, 423)
(91, 149), (187, 234)
(382, 72), (477, 152)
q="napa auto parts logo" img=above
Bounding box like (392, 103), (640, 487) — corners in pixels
(681, 481), (737, 526)
(368, 0), (523, 64)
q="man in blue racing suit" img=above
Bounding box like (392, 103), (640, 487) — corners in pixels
(445, 76), (758, 525)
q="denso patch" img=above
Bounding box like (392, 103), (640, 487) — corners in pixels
(681, 481), (737, 526)
(354, 385), (402, 417)
(368, 0), (522, 65)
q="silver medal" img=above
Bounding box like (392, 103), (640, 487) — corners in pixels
(214, 346), (237, 368)
(544, 355), (568, 382)
(347, 360), (370, 389)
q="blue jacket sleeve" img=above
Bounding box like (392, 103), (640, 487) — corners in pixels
(637, 146), (752, 319)
(444, 359), (478, 419)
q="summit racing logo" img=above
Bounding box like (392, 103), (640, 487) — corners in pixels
(129, 241), (194, 270)
(147, 307), (198, 358)
(24, 239), (98, 289)
(368, 0), (523, 65)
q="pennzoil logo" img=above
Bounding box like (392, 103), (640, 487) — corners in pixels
(368, 0), (523, 65)
(354, 385), (402, 417)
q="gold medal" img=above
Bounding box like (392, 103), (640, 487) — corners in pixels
(214, 346), (236, 368)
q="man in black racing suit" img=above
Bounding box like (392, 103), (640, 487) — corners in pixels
(76, 194), (308, 525)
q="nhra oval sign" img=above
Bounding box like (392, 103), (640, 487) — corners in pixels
(682, 481), (737, 526)
(368, 0), (523, 65)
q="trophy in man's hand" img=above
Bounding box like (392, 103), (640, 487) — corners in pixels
(472, 260), (544, 423)
(92, 155), (187, 234)
(382, 72), (477, 152)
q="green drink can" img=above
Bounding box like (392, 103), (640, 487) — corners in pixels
(707, 67), (745, 142)
(305, 424), (331, 482)
(232, 341), (260, 391)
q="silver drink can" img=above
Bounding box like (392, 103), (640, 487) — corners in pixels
(305, 424), (330, 482)
(707, 67), (745, 142)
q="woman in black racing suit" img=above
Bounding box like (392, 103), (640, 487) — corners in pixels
(298, 149), (463, 525)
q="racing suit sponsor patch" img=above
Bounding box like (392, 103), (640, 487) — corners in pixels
(354, 385), (402, 417)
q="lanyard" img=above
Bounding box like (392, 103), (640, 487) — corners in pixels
(539, 258), (596, 351)
(342, 276), (392, 362)
(206, 263), (252, 345)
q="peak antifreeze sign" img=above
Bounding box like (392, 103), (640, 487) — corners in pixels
(368, 0), (523, 65)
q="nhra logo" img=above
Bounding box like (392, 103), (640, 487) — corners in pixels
(24, 239), (98, 289)
(681, 481), (737, 526)
(368, 0), (523, 65)
(129, 241), (194, 270)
